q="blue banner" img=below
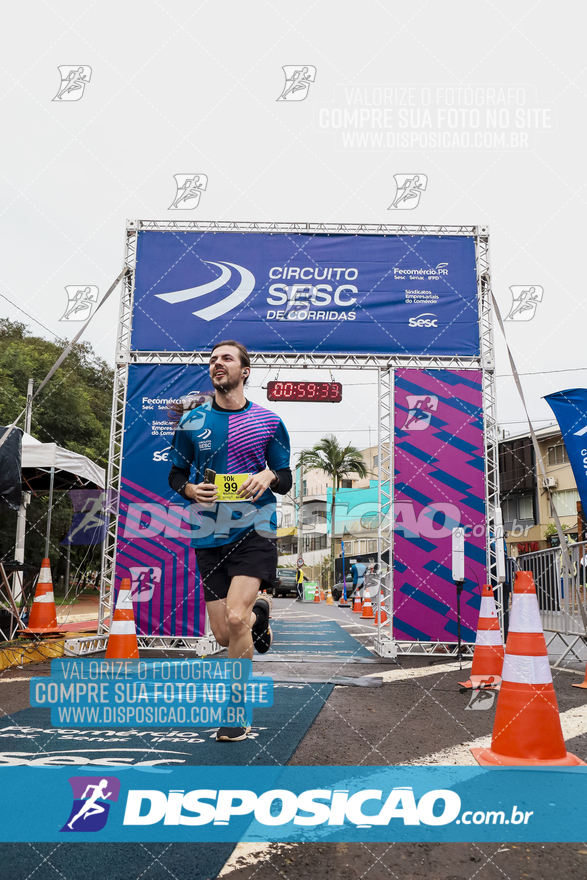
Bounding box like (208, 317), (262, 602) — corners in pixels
(131, 232), (479, 356)
(1, 766), (585, 841)
(116, 363), (211, 637)
(544, 389), (587, 513)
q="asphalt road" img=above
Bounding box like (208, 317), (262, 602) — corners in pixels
(2, 595), (587, 879)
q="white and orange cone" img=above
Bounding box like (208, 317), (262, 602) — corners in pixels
(373, 589), (389, 626)
(313, 582), (321, 604)
(24, 558), (59, 634)
(105, 578), (139, 659)
(472, 571), (584, 766)
(459, 584), (504, 689)
(352, 590), (363, 614)
(361, 590), (374, 620)
(326, 584), (334, 606)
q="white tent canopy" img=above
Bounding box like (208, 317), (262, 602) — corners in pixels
(21, 432), (105, 489)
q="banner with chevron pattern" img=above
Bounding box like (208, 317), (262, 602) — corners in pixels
(393, 369), (486, 642)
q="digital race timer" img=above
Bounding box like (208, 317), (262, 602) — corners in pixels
(267, 381), (343, 402)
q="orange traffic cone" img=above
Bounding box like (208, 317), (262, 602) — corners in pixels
(313, 582), (321, 603)
(320, 585), (326, 601)
(352, 590), (363, 613)
(373, 589), (389, 626)
(572, 662), (587, 689)
(361, 590), (374, 620)
(459, 585), (504, 689)
(105, 579), (139, 659)
(472, 571), (584, 766)
(326, 584), (334, 606)
(24, 558), (59, 633)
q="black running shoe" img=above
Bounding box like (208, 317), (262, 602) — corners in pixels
(216, 725), (251, 742)
(252, 595), (273, 654)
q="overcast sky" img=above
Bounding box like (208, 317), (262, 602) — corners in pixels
(2, 1), (585, 453)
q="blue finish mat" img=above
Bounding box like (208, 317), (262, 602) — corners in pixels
(270, 619), (374, 658)
(0, 681), (333, 879)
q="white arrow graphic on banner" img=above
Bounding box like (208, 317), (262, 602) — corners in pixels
(574, 425), (587, 436)
(155, 261), (255, 321)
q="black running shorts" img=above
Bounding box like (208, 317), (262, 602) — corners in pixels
(195, 530), (278, 603)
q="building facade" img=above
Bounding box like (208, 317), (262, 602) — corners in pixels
(498, 424), (582, 556)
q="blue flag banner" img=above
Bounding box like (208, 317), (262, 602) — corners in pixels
(0, 766), (586, 842)
(544, 388), (587, 513)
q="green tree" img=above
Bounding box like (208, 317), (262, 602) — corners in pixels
(299, 435), (368, 583)
(0, 320), (113, 585)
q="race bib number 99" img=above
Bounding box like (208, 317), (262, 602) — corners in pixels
(214, 473), (251, 501)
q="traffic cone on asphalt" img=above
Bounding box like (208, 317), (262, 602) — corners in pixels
(313, 582), (321, 603)
(572, 663), (587, 689)
(24, 558), (58, 634)
(472, 571), (584, 766)
(361, 590), (374, 620)
(373, 589), (389, 626)
(338, 582), (351, 608)
(105, 579), (139, 659)
(320, 585), (326, 601)
(459, 584), (504, 689)
(326, 584), (334, 606)
(352, 591), (363, 613)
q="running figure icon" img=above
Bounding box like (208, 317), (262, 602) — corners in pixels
(52, 66), (92, 102)
(388, 174), (428, 209)
(277, 66), (316, 102)
(505, 285), (544, 322)
(169, 174), (208, 210)
(67, 779), (112, 829)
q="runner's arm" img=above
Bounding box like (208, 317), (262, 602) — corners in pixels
(168, 464), (191, 499)
(269, 467), (292, 494)
(265, 420), (292, 495)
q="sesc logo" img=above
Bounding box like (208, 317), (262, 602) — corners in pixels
(153, 447), (171, 462)
(408, 313), (438, 329)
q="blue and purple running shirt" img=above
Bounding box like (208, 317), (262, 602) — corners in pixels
(169, 398), (291, 549)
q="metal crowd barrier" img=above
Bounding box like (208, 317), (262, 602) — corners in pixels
(509, 541), (587, 667)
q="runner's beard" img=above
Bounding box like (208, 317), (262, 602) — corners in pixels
(212, 373), (242, 396)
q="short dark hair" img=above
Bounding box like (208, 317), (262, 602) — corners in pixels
(210, 340), (251, 381)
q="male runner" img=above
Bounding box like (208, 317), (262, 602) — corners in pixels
(168, 341), (292, 742)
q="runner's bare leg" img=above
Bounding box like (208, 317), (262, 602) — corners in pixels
(206, 575), (260, 659)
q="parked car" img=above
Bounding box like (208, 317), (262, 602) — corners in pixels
(273, 567), (299, 597)
(332, 567), (388, 603)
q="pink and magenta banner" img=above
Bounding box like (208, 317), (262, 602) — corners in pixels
(393, 369), (486, 642)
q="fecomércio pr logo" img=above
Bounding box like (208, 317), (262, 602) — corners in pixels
(61, 776), (121, 833)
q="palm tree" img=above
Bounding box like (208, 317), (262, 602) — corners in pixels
(298, 435), (368, 583)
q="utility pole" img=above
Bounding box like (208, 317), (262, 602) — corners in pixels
(296, 458), (304, 563)
(14, 378), (34, 603)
